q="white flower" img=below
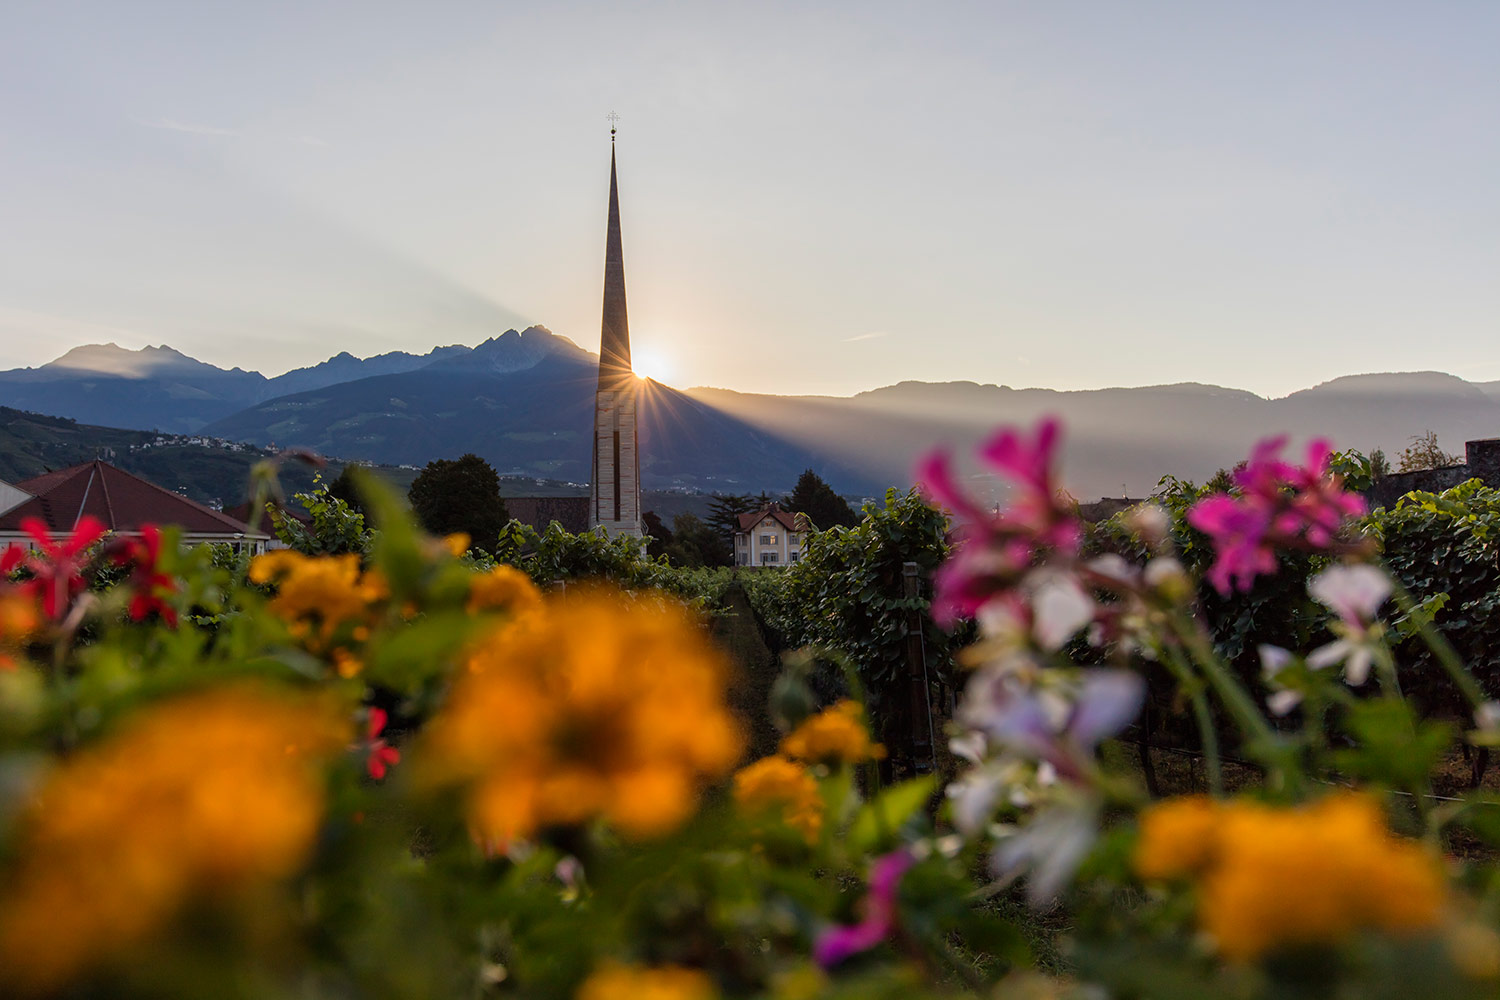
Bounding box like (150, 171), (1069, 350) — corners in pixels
(1258, 644), (1303, 715)
(1025, 570), (1095, 651)
(1307, 637), (1375, 687)
(992, 801), (1101, 905)
(1309, 563), (1391, 626)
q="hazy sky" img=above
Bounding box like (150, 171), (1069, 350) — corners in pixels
(3, 1), (1497, 397)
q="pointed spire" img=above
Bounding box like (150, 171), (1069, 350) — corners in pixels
(598, 146), (631, 387)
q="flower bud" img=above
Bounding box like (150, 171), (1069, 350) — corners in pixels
(1124, 503), (1172, 547)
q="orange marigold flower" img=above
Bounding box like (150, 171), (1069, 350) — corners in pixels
(466, 564), (543, 617)
(0, 588), (41, 670)
(1135, 793), (1447, 961)
(780, 700), (885, 765)
(443, 533), (471, 557)
(1133, 794), (1220, 881)
(418, 588), (743, 843)
(576, 962), (718, 1000)
(733, 755), (824, 842)
(0, 686), (349, 993)
(250, 551), (384, 649)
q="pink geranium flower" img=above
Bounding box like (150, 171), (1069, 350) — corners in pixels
(813, 850), (914, 967)
(917, 418), (1083, 626)
(1187, 437), (1366, 594)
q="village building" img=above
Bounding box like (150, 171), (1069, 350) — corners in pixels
(0, 460), (270, 552)
(734, 503), (814, 567)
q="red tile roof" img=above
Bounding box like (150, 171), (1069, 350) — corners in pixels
(0, 461), (266, 538)
(735, 504), (805, 534)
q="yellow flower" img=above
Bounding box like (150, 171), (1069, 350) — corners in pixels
(249, 551), (386, 651)
(444, 533), (471, 557)
(418, 587), (744, 844)
(576, 962), (718, 1000)
(780, 700), (885, 765)
(1133, 795), (1219, 880)
(733, 755), (824, 842)
(467, 564), (543, 617)
(0, 686), (349, 993)
(1135, 793), (1447, 961)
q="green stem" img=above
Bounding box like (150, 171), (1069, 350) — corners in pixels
(1161, 643), (1222, 796)
(1167, 610), (1294, 787)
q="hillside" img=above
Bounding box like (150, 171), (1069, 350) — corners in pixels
(0, 407), (318, 508)
(7, 334), (1500, 502)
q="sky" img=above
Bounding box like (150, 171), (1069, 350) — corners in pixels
(2, 1), (1497, 397)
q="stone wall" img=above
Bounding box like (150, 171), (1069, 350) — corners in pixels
(1367, 438), (1500, 510)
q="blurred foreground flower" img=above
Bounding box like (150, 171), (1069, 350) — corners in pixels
(107, 524), (179, 626)
(249, 550), (388, 651)
(1187, 437), (1366, 594)
(0, 685), (349, 993)
(8, 515), (108, 619)
(418, 588), (744, 845)
(733, 755), (824, 842)
(814, 849), (914, 967)
(576, 961), (718, 1000)
(1135, 793), (1446, 960)
(780, 699), (885, 765)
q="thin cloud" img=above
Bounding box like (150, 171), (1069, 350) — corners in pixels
(133, 117), (240, 137)
(842, 331), (890, 343)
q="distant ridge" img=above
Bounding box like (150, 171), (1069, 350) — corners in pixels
(3, 336), (1499, 498)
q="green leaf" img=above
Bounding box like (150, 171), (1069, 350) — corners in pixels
(848, 774), (936, 855)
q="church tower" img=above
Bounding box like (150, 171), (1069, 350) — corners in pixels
(590, 127), (642, 537)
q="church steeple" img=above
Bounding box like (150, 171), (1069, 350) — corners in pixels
(598, 145), (631, 386)
(589, 123), (642, 537)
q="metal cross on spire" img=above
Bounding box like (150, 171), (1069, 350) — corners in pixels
(606, 110), (620, 141)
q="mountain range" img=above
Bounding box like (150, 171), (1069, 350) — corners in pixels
(3, 330), (1499, 501)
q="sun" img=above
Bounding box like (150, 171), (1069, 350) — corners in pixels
(631, 348), (675, 384)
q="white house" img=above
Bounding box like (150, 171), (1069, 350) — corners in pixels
(734, 503), (813, 567)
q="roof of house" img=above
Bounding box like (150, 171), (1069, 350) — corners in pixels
(0, 460), (266, 537)
(735, 504), (810, 534)
(505, 496), (592, 535)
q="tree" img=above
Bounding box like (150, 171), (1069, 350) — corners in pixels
(326, 465), (368, 517)
(1397, 431), (1460, 473)
(664, 512), (729, 567)
(705, 493), (756, 563)
(642, 510), (673, 559)
(784, 468), (859, 530)
(407, 454), (509, 553)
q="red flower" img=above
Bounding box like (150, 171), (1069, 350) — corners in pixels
(363, 707), (401, 781)
(17, 516), (107, 619)
(108, 525), (178, 627)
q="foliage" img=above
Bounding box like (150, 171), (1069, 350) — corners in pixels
(1398, 429), (1461, 472)
(6, 422), (1500, 998)
(664, 512), (729, 568)
(749, 490), (966, 730)
(273, 476), (372, 556)
(326, 464), (369, 516)
(705, 493), (756, 563)
(407, 453), (510, 554)
(784, 468), (859, 530)
(1367, 479), (1500, 706)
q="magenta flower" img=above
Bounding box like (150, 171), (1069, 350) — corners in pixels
(917, 417), (1082, 626)
(1187, 437), (1366, 594)
(813, 850), (914, 967)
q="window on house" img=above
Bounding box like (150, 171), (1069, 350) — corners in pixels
(760, 534), (776, 544)
(761, 552), (778, 564)
(790, 552), (800, 563)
